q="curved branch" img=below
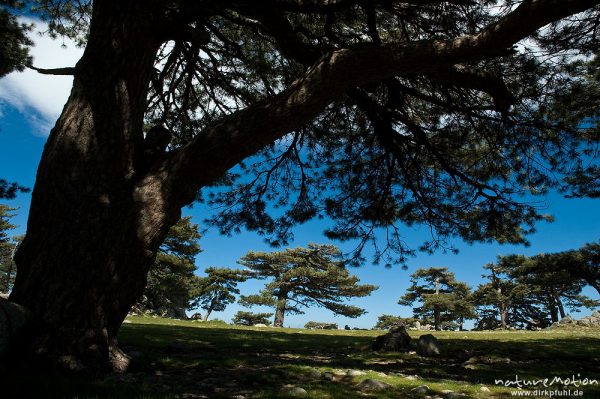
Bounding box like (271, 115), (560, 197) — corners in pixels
(165, 0), (599, 206)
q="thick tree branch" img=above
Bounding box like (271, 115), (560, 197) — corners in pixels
(166, 0), (599, 206)
(28, 65), (76, 75)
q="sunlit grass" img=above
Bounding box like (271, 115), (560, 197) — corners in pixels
(4, 316), (599, 398)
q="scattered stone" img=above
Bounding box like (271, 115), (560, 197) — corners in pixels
(446, 393), (465, 399)
(347, 369), (366, 377)
(282, 386), (308, 397)
(253, 323), (268, 328)
(480, 386), (491, 392)
(405, 375), (418, 380)
(372, 325), (411, 351)
(412, 385), (430, 394)
(322, 372), (335, 381)
(416, 334), (441, 357)
(357, 379), (392, 392)
(305, 369), (322, 379)
(441, 390), (454, 394)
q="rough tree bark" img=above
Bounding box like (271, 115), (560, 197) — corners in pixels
(8, 2), (173, 371)
(273, 291), (288, 328)
(6, 0), (598, 371)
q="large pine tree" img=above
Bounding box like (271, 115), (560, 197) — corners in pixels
(4, 0), (599, 370)
(239, 244), (377, 327)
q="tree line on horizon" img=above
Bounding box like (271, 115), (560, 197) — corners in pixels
(2, 208), (598, 329)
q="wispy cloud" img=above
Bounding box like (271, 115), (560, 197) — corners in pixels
(0, 18), (84, 135)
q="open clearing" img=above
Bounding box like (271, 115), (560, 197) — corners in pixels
(4, 316), (600, 398)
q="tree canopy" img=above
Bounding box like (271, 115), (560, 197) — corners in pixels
(232, 311), (273, 326)
(20, 0), (600, 265)
(238, 243), (377, 327)
(0, 1), (32, 77)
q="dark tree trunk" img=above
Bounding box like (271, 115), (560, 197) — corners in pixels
(433, 306), (441, 331)
(273, 292), (288, 328)
(8, 2), (174, 372)
(499, 303), (508, 329)
(203, 299), (216, 321)
(554, 294), (566, 319)
(549, 302), (559, 323)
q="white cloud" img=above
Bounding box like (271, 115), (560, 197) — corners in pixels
(0, 18), (84, 134)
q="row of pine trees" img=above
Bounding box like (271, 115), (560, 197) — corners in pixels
(2, 207), (598, 329)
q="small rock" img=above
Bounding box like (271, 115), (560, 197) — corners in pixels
(356, 379), (392, 391)
(306, 369), (322, 379)
(282, 387), (308, 397)
(322, 372), (335, 381)
(441, 390), (453, 394)
(253, 323), (268, 328)
(372, 325), (411, 351)
(416, 334), (441, 357)
(446, 393), (465, 399)
(412, 385), (430, 394)
(347, 369), (366, 376)
(480, 386), (491, 392)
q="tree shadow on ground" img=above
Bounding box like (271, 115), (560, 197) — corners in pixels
(3, 323), (599, 398)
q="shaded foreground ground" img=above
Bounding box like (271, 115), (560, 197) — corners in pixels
(3, 316), (600, 398)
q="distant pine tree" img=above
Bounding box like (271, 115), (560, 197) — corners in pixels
(135, 217), (202, 318)
(193, 267), (247, 321)
(399, 267), (475, 330)
(239, 243), (378, 327)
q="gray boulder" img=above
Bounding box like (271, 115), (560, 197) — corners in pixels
(357, 379), (391, 391)
(417, 334), (441, 357)
(372, 325), (411, 351)
(282, 386), (308, 397)
(0, 297), (34, 356)
(558, 315), (575, 324)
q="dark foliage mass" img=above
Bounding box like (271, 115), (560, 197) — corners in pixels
(28, 0), (600, 267)
(0, 1), (32, 77)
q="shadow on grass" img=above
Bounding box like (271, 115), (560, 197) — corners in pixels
(3, 322), (599, 398)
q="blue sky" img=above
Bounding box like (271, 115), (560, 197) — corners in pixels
(0, 20), (598, 329)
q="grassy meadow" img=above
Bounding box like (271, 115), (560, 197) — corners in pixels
(3, 316), (600, 398)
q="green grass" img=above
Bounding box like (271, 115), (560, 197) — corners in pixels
(4, 316), (600, 399)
